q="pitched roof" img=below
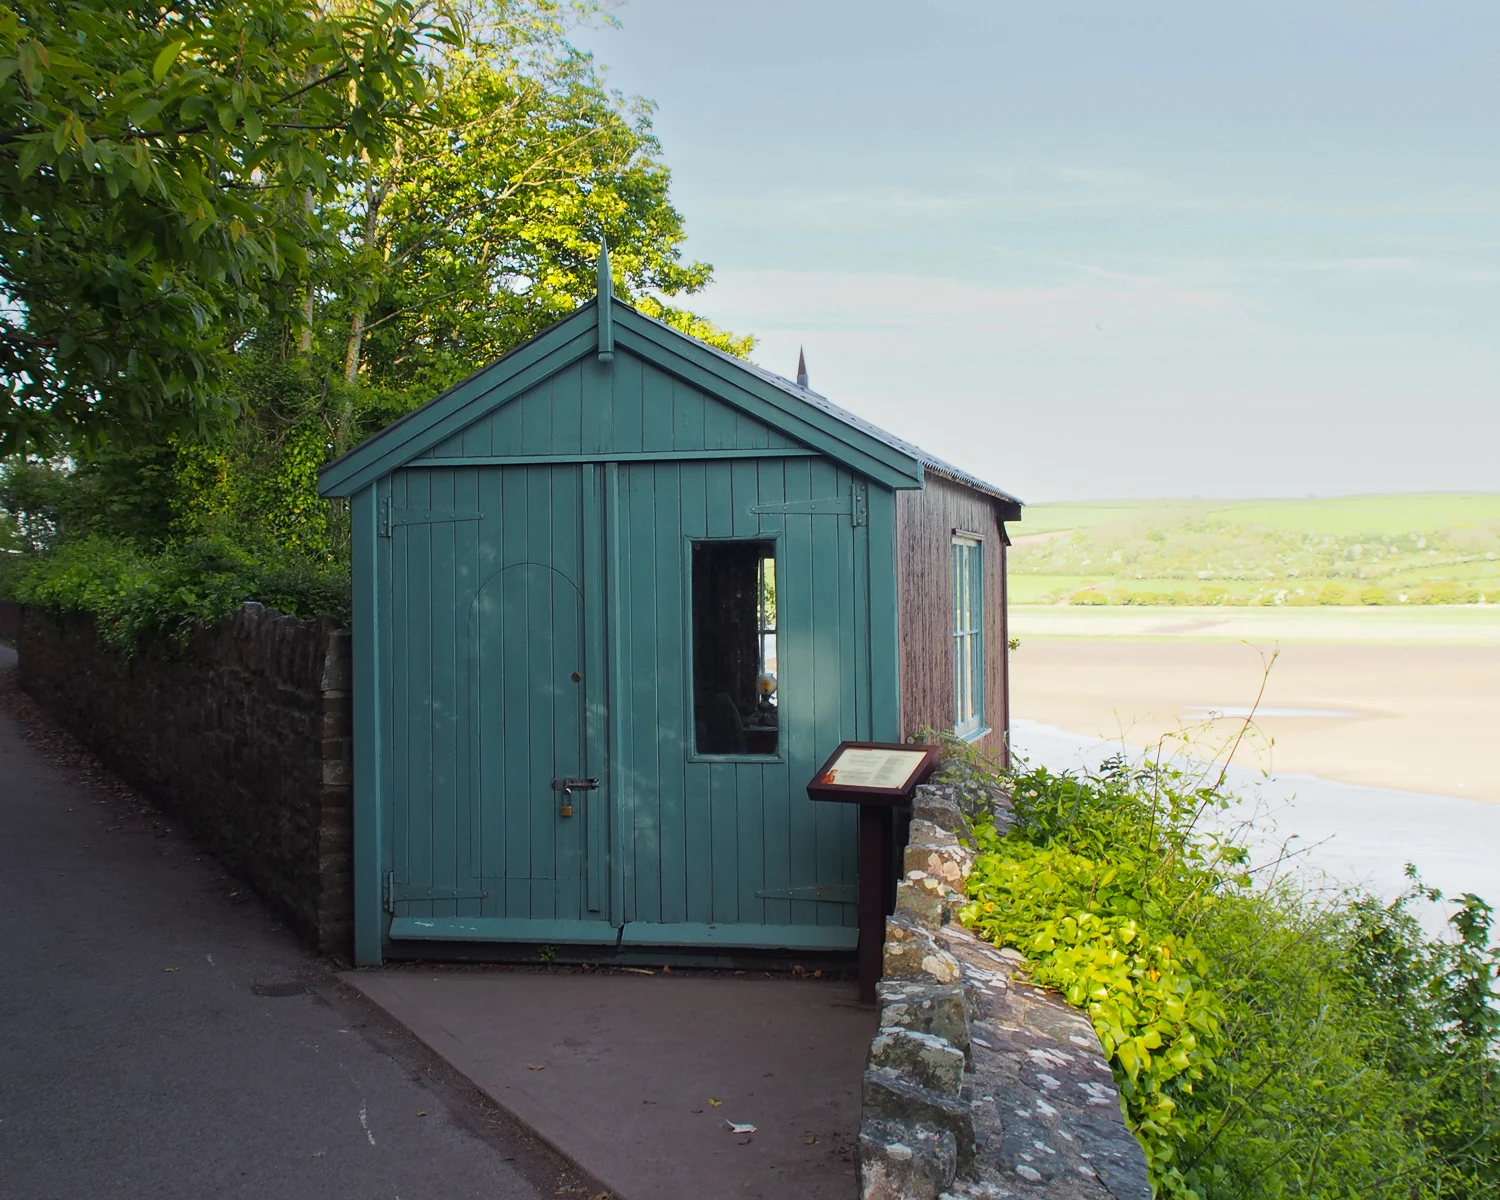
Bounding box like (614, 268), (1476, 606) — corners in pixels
(625, 303), (1022, 515)
(319, 292), (1022, 521)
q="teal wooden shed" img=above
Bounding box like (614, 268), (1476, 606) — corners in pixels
(320, 249), (1021, 966)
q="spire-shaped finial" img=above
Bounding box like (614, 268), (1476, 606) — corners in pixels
(597, 238), (614, 363)
(796, 347), (809, 389)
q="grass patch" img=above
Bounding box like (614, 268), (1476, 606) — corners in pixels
(1012, 494), (1500, 606)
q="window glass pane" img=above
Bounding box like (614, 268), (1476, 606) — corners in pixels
(692, 540), (778, 756)
(952, 537), (983, 735)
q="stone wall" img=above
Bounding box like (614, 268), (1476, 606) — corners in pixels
(16, 603), (353, 956)
(859, 781), (1152, 1200)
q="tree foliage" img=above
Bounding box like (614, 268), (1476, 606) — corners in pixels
(1, 0), (750, 640)
(0, 0), (454, 451)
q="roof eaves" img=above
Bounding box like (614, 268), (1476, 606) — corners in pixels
(621, 302), (1024, 515)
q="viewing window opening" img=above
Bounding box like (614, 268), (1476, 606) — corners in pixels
(692, 540), (778, 756)
(953, 535), (984, 738)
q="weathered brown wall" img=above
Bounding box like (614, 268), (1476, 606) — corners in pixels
(17, 603), (353, 956)
(895, 476), (1010, 754)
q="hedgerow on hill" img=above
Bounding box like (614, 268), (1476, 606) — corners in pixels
(951, 743), (1500, 1199)
(1011, 499), (1500, 606)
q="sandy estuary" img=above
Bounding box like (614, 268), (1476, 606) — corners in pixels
(1006, 605), (1500, 913)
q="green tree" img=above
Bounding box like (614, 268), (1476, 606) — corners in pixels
(315, 7), (749, 445)
(0, 0), (454, 451)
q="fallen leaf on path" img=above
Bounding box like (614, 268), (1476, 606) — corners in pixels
(164, 967), (177, 972)
(527, 1064), (547, 1071)
(726, 1121), (757, 1134)
(804, 1135), (817, 1144)
(417, 1111), (428, 1117)
(621, 967), (654, 975)
(708, 1098), (722, 1107)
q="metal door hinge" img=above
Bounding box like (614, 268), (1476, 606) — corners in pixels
(853, 481), (868, 527)
(378, 497), (392, 538)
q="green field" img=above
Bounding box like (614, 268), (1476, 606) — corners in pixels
(1011, 493), (1500, 607)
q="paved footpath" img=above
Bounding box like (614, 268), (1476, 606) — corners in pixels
(0, 644), (596, 1200)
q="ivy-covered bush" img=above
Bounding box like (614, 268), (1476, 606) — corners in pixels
(3, 534), (349, 649)
(958, 752), (1499, 1200)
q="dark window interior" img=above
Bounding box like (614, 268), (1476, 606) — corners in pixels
(692, 539), (778, 756)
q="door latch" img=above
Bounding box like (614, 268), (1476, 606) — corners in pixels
(551, 776), (599, 818)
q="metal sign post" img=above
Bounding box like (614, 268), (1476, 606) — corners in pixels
(807, 741), (942, 1002)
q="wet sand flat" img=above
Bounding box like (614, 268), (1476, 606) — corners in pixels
(1009, 638), (1500, 803)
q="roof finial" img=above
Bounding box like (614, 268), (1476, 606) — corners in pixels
(597, 238), (613, 363)
(796, 347), (809, 389)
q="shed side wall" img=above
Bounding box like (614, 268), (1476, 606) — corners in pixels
(895, 475), (1009, 754)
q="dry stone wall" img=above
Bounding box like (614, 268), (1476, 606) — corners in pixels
(16, 603), (353, 956)
(860, 780), (1152, 1200)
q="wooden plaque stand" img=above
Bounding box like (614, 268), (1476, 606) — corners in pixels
(807, 741), (942, 1002)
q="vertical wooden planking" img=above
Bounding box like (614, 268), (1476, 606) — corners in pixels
(552, 361), (584, 456)
(491, 392), (523, 454)
(640, 363), (675, 456)
(779, 458), (818, 928)
(702, 391), (737, 450)
(352, 482), (385, 964)
(708, 760), (738, 922)
(892, 476), (1005, 753)
(867, 485), (902, 742)
(672, 379), (704, 451)
(807, 459), (846, 924)
(624, 463), (663, 924)
(520, 378), (553, 457)
(652, 463), (688, 924)
(525, 465), (558, 919)
(550, 466), (584, 921)
(831, 468), (862, 923)
(453, 467), (482, 915)
(390, 472), (411, 907)
(581, 464), (609, 916)
(735, 408), (769, 450)
(754, 460), (792, 927)
(700, 460), (739, 923)
(406, 472), (437, 919)
(429, 469), (459, 920)
(500, 465), (532, 918)
(582, 358), (614, 456)
(461, 408), (491, 458)
(612, 352), (644, 453)
(677, 460), (713, 925)
(604, 462), (627, 927)
(474, 467), (505, 912)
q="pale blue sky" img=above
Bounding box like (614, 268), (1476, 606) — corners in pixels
(577, 2), (1499, 503)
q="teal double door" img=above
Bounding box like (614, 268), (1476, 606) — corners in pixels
(383, 458), (868, 952)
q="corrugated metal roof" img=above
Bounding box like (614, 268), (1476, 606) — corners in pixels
(637, 305), (1024, 513)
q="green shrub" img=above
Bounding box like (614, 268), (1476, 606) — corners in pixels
(955, 751), (1499, 1200)
(6, 535), (350, 650)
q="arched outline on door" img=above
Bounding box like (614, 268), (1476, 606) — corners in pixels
(462, 561), (588, 906)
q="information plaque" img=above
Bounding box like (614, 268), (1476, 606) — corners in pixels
(806, 741), (942, 1002)
(807, 741), (942, 806)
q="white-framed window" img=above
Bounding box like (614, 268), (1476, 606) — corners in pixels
(952, 535), (984, 738)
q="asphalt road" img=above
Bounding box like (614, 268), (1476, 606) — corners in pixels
(0, 643), (593, 1200)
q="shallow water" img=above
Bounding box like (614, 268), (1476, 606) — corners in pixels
(1010, 717), (1500, 932)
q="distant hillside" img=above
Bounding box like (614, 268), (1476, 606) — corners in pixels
(1010, 494), (1500, 606)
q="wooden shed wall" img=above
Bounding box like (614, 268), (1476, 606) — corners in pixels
(895, 474), (1009, 755)
(413, 355), (804, 461)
